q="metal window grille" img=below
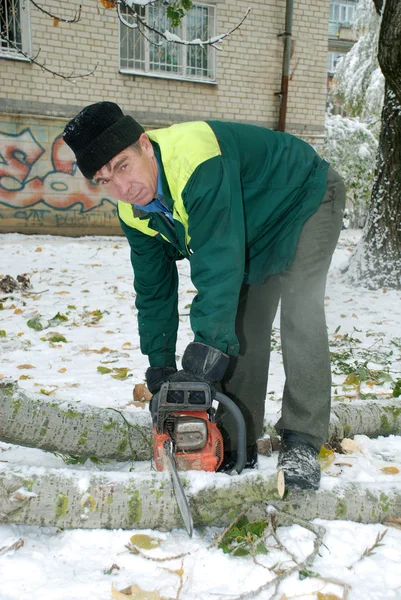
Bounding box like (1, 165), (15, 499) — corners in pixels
(120, 1), (216, 82)
(0, 0), (31, 57)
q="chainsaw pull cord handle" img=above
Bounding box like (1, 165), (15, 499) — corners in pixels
(215, 392), (247, 475)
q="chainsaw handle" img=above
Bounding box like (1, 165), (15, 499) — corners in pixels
(215, 392), (247, 475)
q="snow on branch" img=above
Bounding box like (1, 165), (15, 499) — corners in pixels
(117, 0), (251, 49)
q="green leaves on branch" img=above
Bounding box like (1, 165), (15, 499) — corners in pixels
(218, 515), (268, 557)
(166, 0), (193, 28)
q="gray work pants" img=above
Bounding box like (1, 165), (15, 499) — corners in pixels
(218, 166), (346, 452)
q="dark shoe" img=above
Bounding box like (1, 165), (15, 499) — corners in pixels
(277, 432), (321, 491)
(218, 443), (258, 473)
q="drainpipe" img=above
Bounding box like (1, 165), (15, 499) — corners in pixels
(277, 0), (294, 132)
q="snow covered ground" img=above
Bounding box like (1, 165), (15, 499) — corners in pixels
(0, 230), (400, 600)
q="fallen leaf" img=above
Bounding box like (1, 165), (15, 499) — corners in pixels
(19, 375), (32, 380)
(17, 364), (35, 369)
(17, 332), (24, 337)
(380, 466), (399, 475)
(35, 247), (42, 252)
(317, 593), (342, 600)
(318, 446), (335, 470)
(0, 538), (24, 556)
(111, 584), (162, 599)
(58, 368), (67, 373)
(130, 534), (161, 550)
(111, 367), (131, 380)
(55, 291), (70, 295)
(97, 366), (112, 374)
(14, 308), (23, 314)
(122, 342), (132, 349)
(133, 384), (152, 403)
(40, 388), (57, 396)
(341, 438), (362, 454)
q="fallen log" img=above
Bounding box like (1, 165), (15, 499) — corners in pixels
(1, 463), (400, 530)
(329, 400), (401, 439)
(0, 380), (152, 461)
(1, 380), (400, 462)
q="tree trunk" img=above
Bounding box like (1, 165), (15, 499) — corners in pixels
(2, 381), (401, 461)
(0, 380), (152, 461)
(347, 0), (401, 289)
(1, 463), (401, 530)
(347, 84), (401, 288)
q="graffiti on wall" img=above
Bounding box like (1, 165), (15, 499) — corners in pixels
(0, 126), (118, 231)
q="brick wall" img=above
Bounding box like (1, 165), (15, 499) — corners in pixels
(0, 0), (330, 234)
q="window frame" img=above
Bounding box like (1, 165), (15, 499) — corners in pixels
(0, 0), (31, 61)
(327, 51), (344, 75)
(329, 0), (356, 26)
(119, 1), (217, 85)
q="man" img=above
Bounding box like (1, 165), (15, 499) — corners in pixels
(63, 101), (345, 491)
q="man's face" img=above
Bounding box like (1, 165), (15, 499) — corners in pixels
(93, 133), (158, 206)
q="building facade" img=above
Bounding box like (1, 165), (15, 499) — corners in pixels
(1, 0), (331, 235)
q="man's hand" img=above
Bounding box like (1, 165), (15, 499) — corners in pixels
(167, 342), (229, 402)
(145, 366), (177, 395)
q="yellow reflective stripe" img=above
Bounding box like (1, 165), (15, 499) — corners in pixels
(118, 201), (159, 236)
(118, 121), (221, 244)
(148, 122), (221, 245)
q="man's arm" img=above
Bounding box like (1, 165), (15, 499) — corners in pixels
(183, 155), (246, 356)
(119, 219), (179, 367)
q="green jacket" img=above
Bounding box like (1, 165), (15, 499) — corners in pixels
(118, 121), (329, 368)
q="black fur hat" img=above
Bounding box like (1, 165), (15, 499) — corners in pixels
(63, 102), (144, 179)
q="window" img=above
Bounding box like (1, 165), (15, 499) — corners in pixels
(120, 2), (216, 83)
(329, 0), (357, 26)
(327, 52), (344, 75)
(0, 0), (31, 58)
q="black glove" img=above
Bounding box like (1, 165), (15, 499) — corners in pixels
(145, 366), (177, 395)
(167, 342), (229, 403)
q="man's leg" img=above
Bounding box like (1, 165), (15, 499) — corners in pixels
(218, 280), (280, 456)
(275, 167), (345, 481)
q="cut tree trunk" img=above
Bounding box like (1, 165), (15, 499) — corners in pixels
(0, 380), (152, 461)
(1, 463), (401, 530)
(1, 381), (401, 460)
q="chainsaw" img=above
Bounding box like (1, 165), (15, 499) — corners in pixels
(152, 381), (247, 537)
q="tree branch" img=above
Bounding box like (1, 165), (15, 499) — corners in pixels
(117, 1), (251, 48)
(29, 0), (82, 23)
(0, 33), (98, 82)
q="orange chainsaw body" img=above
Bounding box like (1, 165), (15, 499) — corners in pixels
(153, 410), (224, 472)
